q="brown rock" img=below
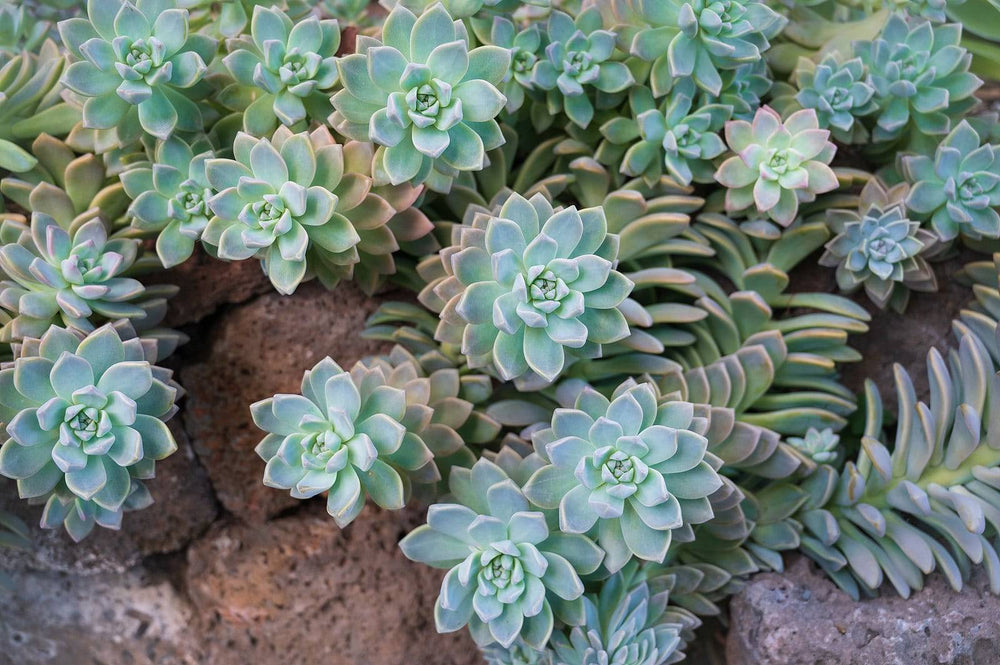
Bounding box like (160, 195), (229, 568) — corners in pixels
(147, 249), (272, 328)
(185, 502), (480, 665)
(0, 566), (202, 665)
(726, 556), (1000, 665)
(0, 421), (217, 575)
(178, 280), (397, 522)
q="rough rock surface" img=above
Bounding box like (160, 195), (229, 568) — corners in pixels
(726, 556), (1000, 665)
(0, 421), (217, 575)
(178, 280), (396, 523)
(146, 249), (271, 328)
(185, 503), (479, 665)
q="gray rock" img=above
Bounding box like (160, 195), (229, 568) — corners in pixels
(178, 280), (396, 522)
(0, 566), (202, 664)
(726, 556), (1000, 665)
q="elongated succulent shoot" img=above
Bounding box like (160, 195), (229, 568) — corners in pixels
(0, 325), (179, 541)
(715, 106), (838, 226)
(330, 3), (509, 191)
(58, 0), (216, 141)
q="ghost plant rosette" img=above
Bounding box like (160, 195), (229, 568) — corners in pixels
(0, 214), (146, 343)
(400, 458), (604, 649)
(0, 325), (179, 540)
(330, 3), (509, 192)
(221, 6), (340, 136)
(204, 127), (396, 295)
(120, 135), (215, 268)
(423, 192), (633, 389)
(522, 381), (723, 573)
(820, 179), (937, 311)
(58, 0), (216, 142)
(253, 356), (434, 526)
(715, 106), (838, 226)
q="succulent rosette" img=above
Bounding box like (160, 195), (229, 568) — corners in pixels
(787, 427), (839, 464)
(220, 6), (340, 136)
(253, 356), (434, 526)
(854, 15), (981, 147)
(702, 58), (770, 121)
(773, 54), (877, 144)
(203, 127), (396, 295)
(626, 0), (786, 97)
(820, 179), (937, 311)
(399, 458), (605, 649)
(0, 324), (179, 541)
(522, 381), (723, 573)
(530, 8), (633, 129)
(487, 17), (542, 115)
(58, 0), (217, 142)
(0, 214), (146, 343)
(599, 80), (730, 186)
(330, 3), (509, 192)
(903, 120), (1000, 241)
(548, 566), (685, 665)
(423, 192), (633, 388)
(715, 106), (838, 226)
(120, 135), (215, 267)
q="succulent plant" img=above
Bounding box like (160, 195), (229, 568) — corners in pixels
(220, 6), (340, 136)
(421, 192), (633, 388)
(626, 0), (786, 97)
(902, 120), (1000, 242)
(399, 457), (605, 649)
(523, 380), (724, 573)
(599, 79), (730, 186)
(820, 179), (937, 312)
(702, 59), (770, 122)
(787, 427), (839, 464)
(330, 3), (509, 192)
(378, 0), (549, 19)
(548, 564), (686, 665)
(715, 106), (838, 226)
(0, 42), (78, 175)
(203, 127), (398, 295)
(350, 344), (501, 486)
(0, 324), (179, 541)
(487, 17), (542, 115)
(530, 8), (633, 129)
(118, 135), (214, 267)
(772, 54), (877, 144)
(58, 0), (217, 143)
(0, 3), (50, 56)
(0, 214), (147, 343)
(853, 15), (981, 148)
(481, 641), (553, 665)
(1, 132), (130, 234)
(253, 355), (433, 526)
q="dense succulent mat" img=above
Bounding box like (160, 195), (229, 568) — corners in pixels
(3, 0), (1000, 662)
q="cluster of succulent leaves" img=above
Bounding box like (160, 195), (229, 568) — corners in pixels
(4, 0), (1000, 661)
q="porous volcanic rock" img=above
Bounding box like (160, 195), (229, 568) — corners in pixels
(178, 280), (398, 522)
(147, 249), (272, 328)
(0, 421), (217, 575)
(726, 556), (1000, 665)
(185, 502), (480, 665)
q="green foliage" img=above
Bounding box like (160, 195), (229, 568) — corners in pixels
(0, 324), (179, 540)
